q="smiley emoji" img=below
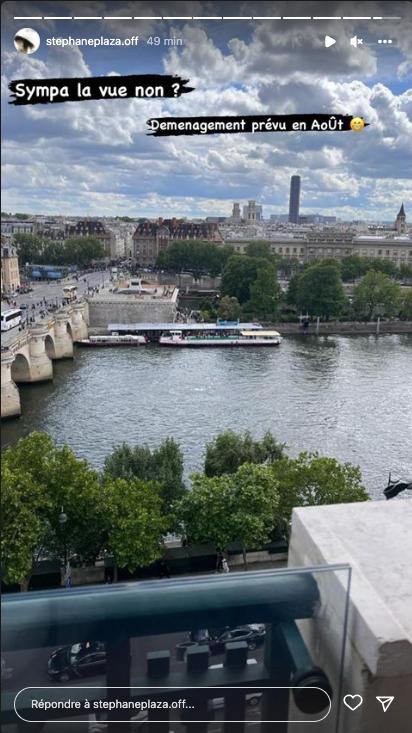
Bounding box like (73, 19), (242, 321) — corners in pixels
(350, 117), (365, 132)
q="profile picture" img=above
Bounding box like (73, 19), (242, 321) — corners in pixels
(14, 28), (40, 55)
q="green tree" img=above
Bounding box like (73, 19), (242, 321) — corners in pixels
(352, 270), (402, 320)
(217, 296), (242, 321)
(64, 236), (105, 266)
(271, 452), (369, 537)
(13, 233), (45, 264)
(1, 432), (105, 588)
(246, 240), (273, 261)
(296, 259), (346, 319)
(104, 438), (186, 515)
(397, 263), (412, 283)
(102, 477), (169, 573)
(244, 264), (282, 318)
(14, 212), (31, 220)
(369, 258), (398, 278)
(399, 287), (412, 320)
(221, 255), (274, 304)
(204, 430), (286, 477)
(341, 255), (369, 282)
(286, 272), (301, 306)
(177, 463), (280, 564)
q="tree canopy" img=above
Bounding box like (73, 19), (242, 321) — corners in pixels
(204, 430), (286, 477)
(104, 438), (186, 516)
(14, 233), (105, 267)
(156, 241), (233, 278)
(296, 259), (346, 318)
(177, 463), (280, 554)
(352, 270), (402, 319)
(217, 296), (242, 322)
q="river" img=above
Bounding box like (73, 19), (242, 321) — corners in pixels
(2, 334), (411, 500)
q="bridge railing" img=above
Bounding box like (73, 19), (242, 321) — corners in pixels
(1, 565), (350, 733)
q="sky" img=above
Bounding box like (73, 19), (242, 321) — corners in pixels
(1, 0), (412, 221)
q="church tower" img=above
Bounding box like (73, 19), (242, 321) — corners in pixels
(395, 203), (406, 235)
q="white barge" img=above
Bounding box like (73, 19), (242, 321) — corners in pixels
(77, 334), (148, 347)
(159, 329), (282, 347)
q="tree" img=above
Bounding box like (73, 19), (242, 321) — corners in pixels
(286, 273), (301, 306)
(104, 438), (186, 515)
(340, 255), (369, 282)
(397, 263), (412, 283)
(221, 255), (275, 304)
(296, 259), (346, 319)
(204, 430), (286, 477)
(400, 287), (412, 320)
(177, 463), (280, 564)
(13, 233), (45, 264)
(1, 432), (105, 588)
(217, 296), (242, 322)
(102, 477), (169, 573)
(352, 270), (402, 320)
(246, 241), (273, 261)
(271, 452), (369, 538)
(244, 265), (282, 318)
(64, 236), (105, 266)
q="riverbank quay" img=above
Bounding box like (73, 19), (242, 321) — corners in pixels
(1, 541), (289, 593)
(87, 320), (412, 338)
(262, 320), (412, 336)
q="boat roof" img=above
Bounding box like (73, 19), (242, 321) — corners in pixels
(108, 322), (261, 332)
(241, 330), (281, 337)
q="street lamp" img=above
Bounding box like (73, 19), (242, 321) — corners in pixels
(384, 474), (412, 500)
(58, 507), (68, 567)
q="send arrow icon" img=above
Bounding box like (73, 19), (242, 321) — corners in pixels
(376, 696), (394, 712)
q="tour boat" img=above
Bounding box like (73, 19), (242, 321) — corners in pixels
(159, 329), (282, 347)
(77, 334), (148, 347)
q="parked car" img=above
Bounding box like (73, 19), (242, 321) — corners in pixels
(19, 302), (29, 309)
(189, 625), (265, 654)
(47, 641), (106, 682)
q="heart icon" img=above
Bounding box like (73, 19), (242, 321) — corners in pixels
(343, 694), (363, 711)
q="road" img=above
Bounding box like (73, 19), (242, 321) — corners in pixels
(1, 269), (110, 345)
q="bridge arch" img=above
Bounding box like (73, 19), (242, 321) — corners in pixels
(66, 321), (73, 339)
(11, 353), (32, 383)
(44, 333), (57, 360)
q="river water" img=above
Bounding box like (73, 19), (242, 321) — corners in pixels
(2, 334), (411, 500)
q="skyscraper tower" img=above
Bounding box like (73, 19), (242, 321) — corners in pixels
(395, 203), (406, 235)
(289, 175), (301, 224)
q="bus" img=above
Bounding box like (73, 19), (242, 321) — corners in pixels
(1, 309), (23, 331)
(62, 285), (78, 303)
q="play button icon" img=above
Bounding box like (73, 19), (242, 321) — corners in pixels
(325, 35), (336, 47)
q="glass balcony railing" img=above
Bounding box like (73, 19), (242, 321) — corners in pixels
(1, 564), (351, 733)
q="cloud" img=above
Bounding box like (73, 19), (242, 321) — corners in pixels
(1, 2), (412, 220)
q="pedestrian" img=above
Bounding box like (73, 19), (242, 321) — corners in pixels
(158, 560), (171, 579)
(221, 557), (230, 573)
(216, 550), (224, 573)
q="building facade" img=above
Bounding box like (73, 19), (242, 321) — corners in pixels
(132, 218), (222, 266)
(1, 240), (21, 294)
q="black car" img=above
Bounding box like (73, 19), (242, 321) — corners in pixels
(189, 625), (265, 655)
(47, 642), (106, 683)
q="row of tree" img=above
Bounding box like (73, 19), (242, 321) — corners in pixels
(156, 240), (235, 278)
(2, 430), (369, 589)
(14, 233), (106, 268)
(287, 260), (412, 320)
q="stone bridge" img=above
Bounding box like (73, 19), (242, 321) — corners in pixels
(1, 302), (88, 419)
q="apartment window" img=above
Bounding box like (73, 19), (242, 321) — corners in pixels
(386, 250), (390, 256)
(286, 248), (290, 254)
(300, 248), (305, 254)
(336, 248), (341, 254)
(309, 248), (314, 253)
(378, 250), (382, 255)
(278, 247), (283, 253)
(293, 248), (297, 254)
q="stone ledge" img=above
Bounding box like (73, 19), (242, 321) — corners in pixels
(289, 501), (412, 678)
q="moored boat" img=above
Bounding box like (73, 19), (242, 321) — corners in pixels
(77, 334), (148, 347)
(159, 329), (282, 347)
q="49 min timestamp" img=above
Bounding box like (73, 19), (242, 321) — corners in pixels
(147, 37), (183, 46)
